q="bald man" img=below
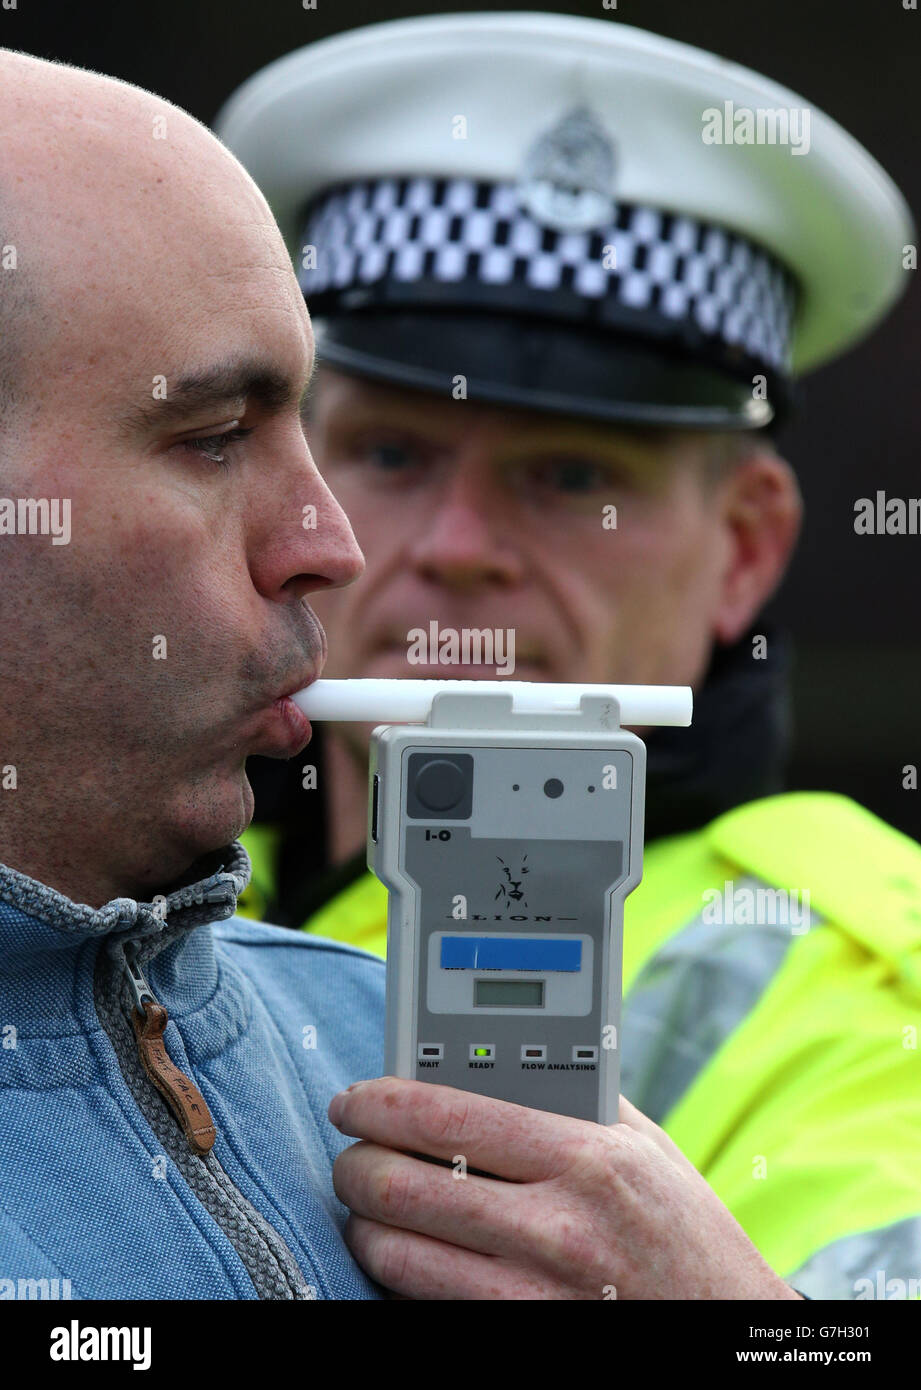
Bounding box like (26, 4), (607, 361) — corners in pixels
(0, 50), (806, 1301)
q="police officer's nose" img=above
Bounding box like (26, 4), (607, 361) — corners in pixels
(408, 478), (525, 590)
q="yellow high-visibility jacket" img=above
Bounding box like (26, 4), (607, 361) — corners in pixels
(239, 791), (921, 1299)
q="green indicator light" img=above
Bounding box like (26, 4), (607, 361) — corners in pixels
(474, 1047), (490, 1057)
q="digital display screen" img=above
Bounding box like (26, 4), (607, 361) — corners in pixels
(441, 936), (581, 972)
(474, 979), (545, 1008)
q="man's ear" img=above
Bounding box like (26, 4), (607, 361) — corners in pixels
(712, 451), (803, 646)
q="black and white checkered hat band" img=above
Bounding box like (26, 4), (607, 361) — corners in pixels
(298, 176), (796, 375)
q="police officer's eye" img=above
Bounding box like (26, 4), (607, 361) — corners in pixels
(363, 441), (420, 471)
(529, 458), (619, 493)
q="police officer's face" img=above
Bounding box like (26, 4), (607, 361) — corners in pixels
(306, 368), (794, 696)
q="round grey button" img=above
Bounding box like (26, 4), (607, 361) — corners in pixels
(414, 759), (467, 812)
(543, 778), (564, 798)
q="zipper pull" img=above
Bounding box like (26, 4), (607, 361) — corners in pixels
(124, 948), (216, 1157)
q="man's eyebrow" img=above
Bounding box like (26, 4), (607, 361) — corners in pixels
(116, 356), (316, 436)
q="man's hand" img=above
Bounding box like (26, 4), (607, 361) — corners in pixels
(328, 1077), (802, 1300)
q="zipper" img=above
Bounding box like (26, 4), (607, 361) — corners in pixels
(94, 933), (311, 1298)
(124, 944), (216, 1157)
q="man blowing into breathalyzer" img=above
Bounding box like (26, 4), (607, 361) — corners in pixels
(0, 42), (911, 1301)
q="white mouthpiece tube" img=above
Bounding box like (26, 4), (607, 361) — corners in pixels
(291, 679), (692, 726)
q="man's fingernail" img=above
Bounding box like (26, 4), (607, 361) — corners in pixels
(329, 1079), (370, 1127)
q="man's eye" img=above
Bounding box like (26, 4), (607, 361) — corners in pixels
(182, 427), (254, 467)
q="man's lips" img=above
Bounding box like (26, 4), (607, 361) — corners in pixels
(270, 694), (313, 752)
(251, 671), (319, 757)
(274, 669), (320, 704)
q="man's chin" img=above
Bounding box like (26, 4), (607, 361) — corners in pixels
(239, 770), (256, 830)
(163, 770), (256, 868)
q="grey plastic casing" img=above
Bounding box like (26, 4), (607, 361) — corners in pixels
(368, 692), (646, 1124)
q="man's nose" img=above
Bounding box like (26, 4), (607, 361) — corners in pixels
(408, 470), (525, 589)
(249, 442), (365, 601)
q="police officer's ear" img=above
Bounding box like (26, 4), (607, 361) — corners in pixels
(710, 445), (803, 647)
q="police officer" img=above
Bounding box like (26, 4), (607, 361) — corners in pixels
(217, 13), (921, 1298)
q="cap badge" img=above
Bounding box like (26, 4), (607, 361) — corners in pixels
(517, 105), (617, 233)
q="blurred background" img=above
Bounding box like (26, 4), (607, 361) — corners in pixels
(4, 0), (918, 838)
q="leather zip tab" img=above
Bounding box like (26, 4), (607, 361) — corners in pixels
(124, 945), (217, 1157)
(100, 941), (308, 1297)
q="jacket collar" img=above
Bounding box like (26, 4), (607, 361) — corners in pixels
(643, 620), (792, 842)
(0, 842), (252, 1086)
(0, 841), (250, 949)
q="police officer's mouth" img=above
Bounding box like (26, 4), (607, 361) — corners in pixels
(369, 641), (550, 680)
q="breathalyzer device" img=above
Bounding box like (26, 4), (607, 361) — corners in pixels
(293, 679), (692, 1124)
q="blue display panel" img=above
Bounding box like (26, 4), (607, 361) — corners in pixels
(440, 936), (582, 972)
